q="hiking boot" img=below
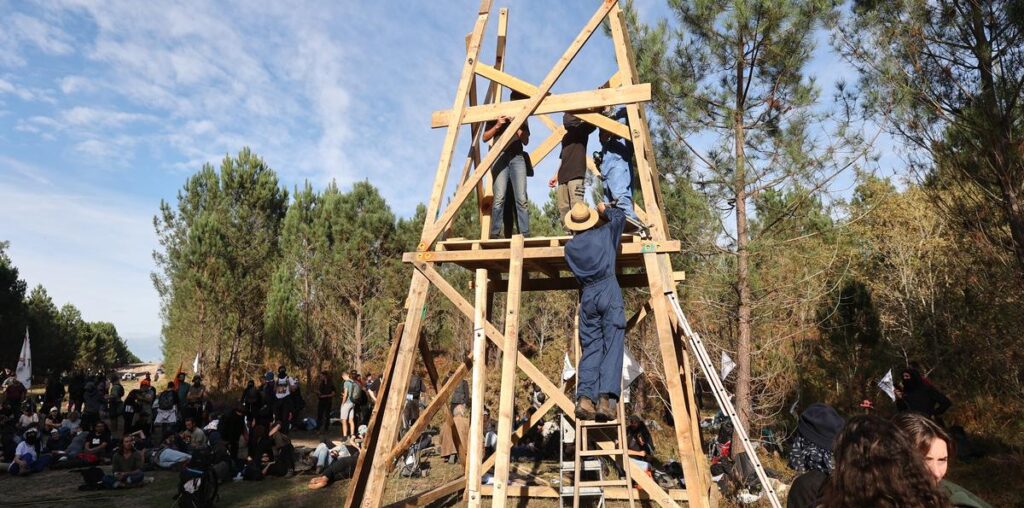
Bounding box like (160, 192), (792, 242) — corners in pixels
(575, 397), (597, 421)
(597, 395), (617, 422)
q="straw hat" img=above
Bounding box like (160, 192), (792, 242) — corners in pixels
(563, 202), (599, 232)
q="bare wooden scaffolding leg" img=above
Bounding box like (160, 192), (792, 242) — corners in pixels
(356, 271), (432, 508)
(466, 268), (489, 506)
(644, 251), (710, 508)
(490, 234), (525, 507)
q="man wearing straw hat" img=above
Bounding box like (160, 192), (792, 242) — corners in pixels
(563, 201), (627, 422)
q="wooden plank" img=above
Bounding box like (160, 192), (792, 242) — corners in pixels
(359, 272), (432, 508)
(431, 84), (650, 129)
(385, 477), (466, 508)
(386, 360), (470, 464)
(489, 272), (678, 292)
(466, 268), (489, 506)
(344, 321), (405, 508)
(479, 7), (508, 240)
(643, 252), (706, 508)
(479, 485), (690, 501)
(403, 240), (681, 263)
(420, 5), (490, 249)
(474, 63), (630, 138)
(417, 334), (467, 464)
(490, 234), (525, 507)
(414, 260), (680, 508)
(480, 397), (557, 473)
(626, 299), (653, 335)
(421, 0), (618, 249)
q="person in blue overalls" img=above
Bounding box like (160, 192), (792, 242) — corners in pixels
(563, 201), (627, 422)
(597, 107), (641, 226)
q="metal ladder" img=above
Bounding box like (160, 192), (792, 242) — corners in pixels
(665, 291), (783, 508)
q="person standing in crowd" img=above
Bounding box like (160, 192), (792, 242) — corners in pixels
(107, 376), (124, 433)
(440, 379), (471, 464)
(403, 370), (426, 430)
(4, 377), (27, 413)
(122, 384), (141, 431)
(484, 90), (532, 239)
(316, 372), (335, 433)
(67, 372), (85, 413)
(365, 373), (380, 408)
(241, 379), (262, 425)
(818, 415), (950, 508)
(220, 407), (248, 471)
(551, 111), (598, 223)
(897, 368), (952, 421)
(81, 379), (103, 431)
(154, 381), (179, 441)
(563, 202), (627, 421)
(136, 378), (156, 435)
(894, 413), (992, 508)
(273, 366), (295, 432)
(174, 372), (191, 412)
(353, 373), (369, 428)
(186, 375), (208, 425)
(339, 371), (355, 439)
(44, 374), (64, 412)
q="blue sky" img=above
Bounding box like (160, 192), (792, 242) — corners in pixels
(0, 1), (890, 361)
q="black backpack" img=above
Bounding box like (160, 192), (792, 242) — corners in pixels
(158, 390), (176, 411)
(176, 468), (219, 508)
(350, 382), (365, 404)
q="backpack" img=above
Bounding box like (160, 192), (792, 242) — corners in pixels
(177, 468), (219, 508)
(159, 390), (176, 411)
(350, 382), (365, 404)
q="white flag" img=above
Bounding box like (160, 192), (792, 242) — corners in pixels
(561, 353), (576, 381)
(720, 351), (736, 381)
(878, 369), (896, 401)
(192, 352), (201, 376)
(622, 349), (644, 387)
(16, 328), (31, 386)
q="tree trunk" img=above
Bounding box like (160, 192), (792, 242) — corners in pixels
(355, 307), (364, 374)
(733, 37), (753, 456)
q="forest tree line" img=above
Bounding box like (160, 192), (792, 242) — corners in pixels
(0, 242), (139, 376)
(154, 0), (1022, 443)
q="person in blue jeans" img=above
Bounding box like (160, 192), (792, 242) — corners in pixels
(598, 107), (641, 224)
(5, 429), (52, 475)
(563, 202), (627, 422)
(484, 91), (531, 238)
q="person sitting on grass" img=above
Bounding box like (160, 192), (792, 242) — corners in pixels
(16, 405), (40, 435)
(2, 428), (51, 475)
(181, 417), (208, 452)
(893, 413), (992, 508)
(308, 436), (356, 475)
(102, 435), (146, 488)
(626, 415), (654, 473)
(61, 410), (82, 435)
(44, 407), (61, 434)
(83, 420), (112, 460)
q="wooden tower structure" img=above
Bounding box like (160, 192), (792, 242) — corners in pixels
(345, 1), (714, 506)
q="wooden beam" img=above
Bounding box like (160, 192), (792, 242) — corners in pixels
(626, 299), (653, 335)
(479, 7), (508, 240)
(421, 0), (617, 249)
(385, 477), (466, 508)
(431, 84), (650, 129)
(417, 335), (467, 464)
(527, 125), (567, 170)
(643, 252), (706, 508)
(479, 485), (691, 501)
(420, 5), (490, 248)
(474, 63), (630, 138)
(480, 397), (556, 473)
(344, 321), (405, 508)
(489, 271), (684, 292)
(490, 235), (524, 507)
(386, 361), (470, 464)
(466, 268), (489, 506)
(358, 272), (432, 507)
(404, 240), (681, 264)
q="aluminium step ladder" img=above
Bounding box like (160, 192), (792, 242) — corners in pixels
(666, 291), (783, 508)
(570, 407), (637, 508)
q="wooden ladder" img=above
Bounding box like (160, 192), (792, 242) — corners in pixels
(571, 404), (637, 508)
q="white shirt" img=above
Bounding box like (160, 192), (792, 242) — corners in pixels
(18, 414), (39, 428)
(15, 441), (36, 462)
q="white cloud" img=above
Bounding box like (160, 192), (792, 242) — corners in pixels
(58, 75), (93, 94)
(63, 106), (155, 128)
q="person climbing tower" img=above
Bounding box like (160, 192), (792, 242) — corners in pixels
(563, 201), (627, 422)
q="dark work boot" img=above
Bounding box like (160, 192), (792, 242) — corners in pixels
(597, 395), (617, 422)
(575, 397), (597, 421)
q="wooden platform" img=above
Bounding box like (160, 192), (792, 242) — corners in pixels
(478, 484), (689, 502)
(404, 235), (681, 287)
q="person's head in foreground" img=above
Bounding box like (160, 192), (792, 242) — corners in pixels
(819, 414), (950, 508)
(893, 412), (952, 482)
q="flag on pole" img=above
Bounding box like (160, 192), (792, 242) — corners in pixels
(192, 352), (201, 376)
(15, 328), (31, 386)
(878, 369), (896, 401)
(720, 351), (736, 381)
(561, 353), (576, 381)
